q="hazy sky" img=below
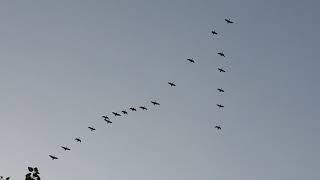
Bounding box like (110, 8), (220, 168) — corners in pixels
(0, 0), (319, 179)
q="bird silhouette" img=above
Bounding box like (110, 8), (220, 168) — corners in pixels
(130, 107), (137, 111)
(187, 58), (195, 63)
(151, 101), (160, 105)
(49, 155), (58, 160)
(225, 18), (234, 24)
(215, 126), (222, 130)
(217, 88), (225, 92)
(75, 138), (82, 143)
(168, 82), (176, 87)
(216, 104), (224, 108)
(211, 30), (218, 35)
(61, 146), (71, 151)
(218, 68), (226, 72)
(218, 52), (225, 57)
(112, 112), (121, 116)
(139, 106), (148, 110)
(88, 126), (96, 131)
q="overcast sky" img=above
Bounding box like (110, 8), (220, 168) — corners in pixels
(0, 0), (319, 180)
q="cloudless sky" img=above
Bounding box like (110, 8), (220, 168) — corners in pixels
(0, 0), (319, 180)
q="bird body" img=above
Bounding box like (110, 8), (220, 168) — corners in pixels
(218, 68), (226, 72)
(139, 106), (148, 110)
(49, 155), (58, 160)
(151, 101), (160, 105)
(187, 58), (195, 63)
(168, 82), (176, 87)
(218, 52), (225, 57)
(225, 18), (234, 24)
(88, 126), (96, 131)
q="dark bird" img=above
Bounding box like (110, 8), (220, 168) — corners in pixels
(215, 126), (222, 130)
(218, 68), (226, 72)
(139, 106), (147, 110)
(211, 30), (218, 35)
(88, 126), (96, 131)
(61, 146), (71, 151)
(102, 115), (109, 120)
(5, 177), (10, 180)
(218, 52), (225, 57)
(187, 58), (195, 63)
(217, 88), (225, 93)
(112, 112), (121, 116)
(129, 107), (137, 111)
(151, 101), (160, 105)
(121, 110), (128, 115)
(217, 104), (224, 108)
(168, 82), (176, 87)
(75, 138), (82, 143)
(225, 18), (234, 24)
(105, 119), (112, 124)
(49, 155), (58, 160)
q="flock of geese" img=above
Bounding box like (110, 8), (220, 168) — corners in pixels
(48, 18), (235, 160)
(0, 17), (237, 180)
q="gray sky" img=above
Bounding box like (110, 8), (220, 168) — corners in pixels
(0, 0), (319, 179)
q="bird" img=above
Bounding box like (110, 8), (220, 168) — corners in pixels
(211, 30), (218, 35)
(102, 115), (109, 120)
(217, 88), (225, 93)
(218, 68), (226, 72)
(151, 101), (160, 105)
(121, 110), (128, 115)
(61, 146), (71, 151)
(218, 52), (225, 57)
(139, 106), (148, 110)
(215, 126), (222, 130)
(88, 126), (96, 131)
(225, 18), (234, 24)
(168, 82), (176, 87)
(75, 138), (82, 143)
(112, 112), (121, 116)
(187, 58), (195, 63)
(104, 119), (112, 124)
(49, 155), (58, 160)
(216, 104), (224, 108)
(130, 107), (137, 111)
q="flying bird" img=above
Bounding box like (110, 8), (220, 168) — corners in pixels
(215, 126), (222, 130)
(102, 115), (109, 120)
(168, 82), (176, 87)
(216, 104), (224, 108)
(225, 18), (234, 24)
(217, 88), (225, 93)
(151, 101), (160, 105)
(61, 146), (71, 151)
(218, 68), (226, 72)
(139, 106), (148, 110)
(104, 119), (112, 124)
(49, 155), (58, 160)
(187, 58), (195, 63)
(130, 107), (137, 111)
(112, 112), (121, 116)
(218, 52), (225, 57)
(75, 138), (82, 143)
(121, 110), (128, 115)
(211, 30), (218, 35)
(88, 126), (96, 131)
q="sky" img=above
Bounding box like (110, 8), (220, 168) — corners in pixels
(0, 0), (319, 179)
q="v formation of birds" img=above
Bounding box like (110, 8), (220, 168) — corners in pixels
(47, 18), (235, 161)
